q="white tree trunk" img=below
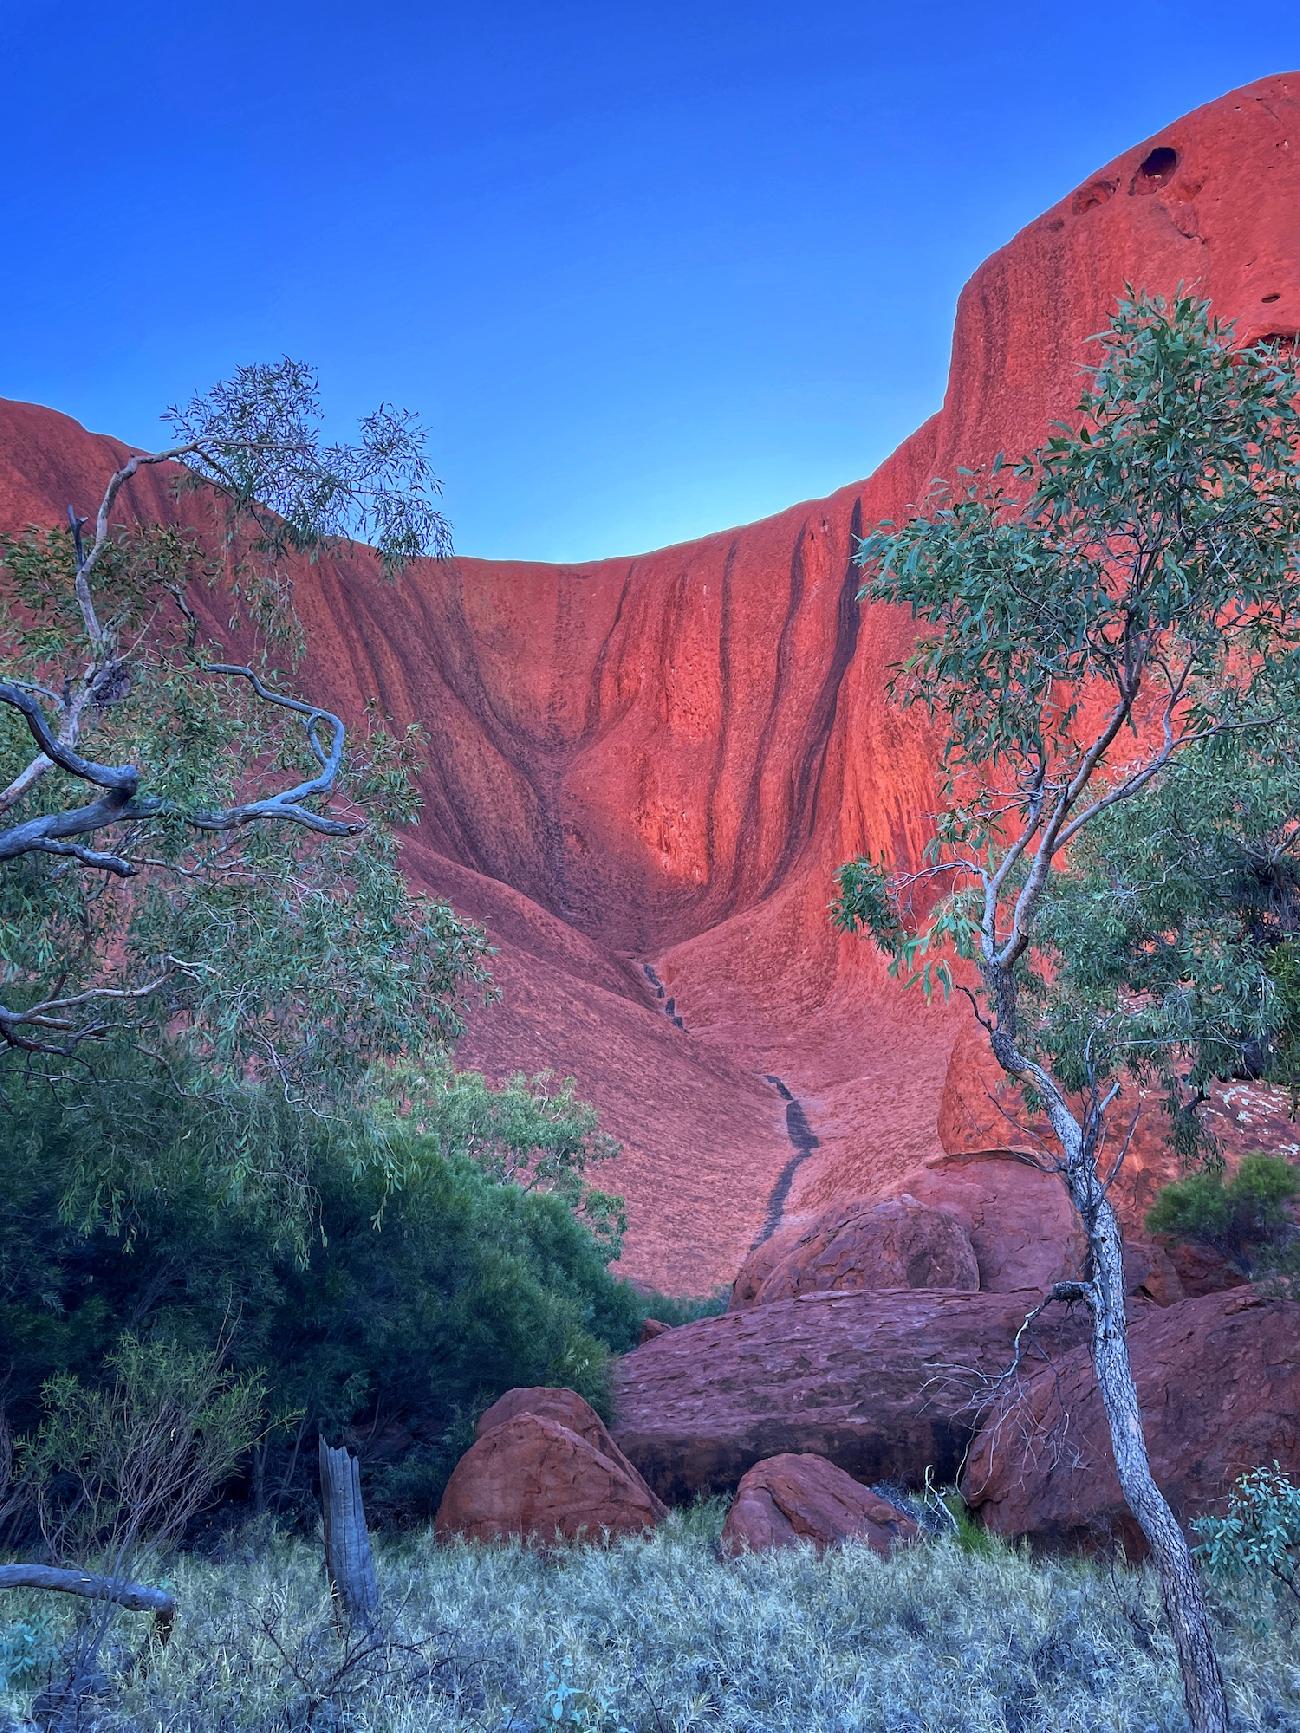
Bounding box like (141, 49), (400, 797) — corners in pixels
(1063, 1137), (1230, 1733)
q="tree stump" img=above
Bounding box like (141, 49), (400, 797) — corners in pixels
(317, 1438), (379, 1630)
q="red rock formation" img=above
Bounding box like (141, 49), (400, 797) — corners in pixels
(897, 1153), (1088, 1294)
(2, 76), (1297, 1292)
(473, 1385), (613, 1449)
(729, 1197), (979, 1308)
(610, 1289), (1088, 1503)
(962, 1290), (1300, 1552)
(435, 1390), (665, 1544)
(720, 1453), (918, 1557)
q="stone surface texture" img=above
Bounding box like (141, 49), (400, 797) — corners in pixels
(611, 1289), (1087, 1503)
(730, 1197), (979, 1308)
(720, 1452), (918, 1555)
(436, 1388), (666, 1543)
(963, 1291), (1300, 1551)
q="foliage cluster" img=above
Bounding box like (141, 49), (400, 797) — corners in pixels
(1195, 1464), (1300, 1608)
(832, 294), (1300, 1147)
(0, 1067), (655, 1531)
(0, 359), (676, 1541)
(17, 1336), (268, 1564)
(1147, 1152), (1300, 1275)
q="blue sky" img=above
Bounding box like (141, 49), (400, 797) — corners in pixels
(3, 3), (1295, 562)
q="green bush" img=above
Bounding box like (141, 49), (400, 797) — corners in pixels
(634, 1287), (730, 1328)
(1194, 1463), (1300, 1602)
(0, 1078), (649, 1530)
(1145, 1151), (1299, 1271)
(20, 1336), (267, 1561)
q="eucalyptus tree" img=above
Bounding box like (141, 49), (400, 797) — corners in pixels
(834, 294), (1300, 1733)
(0, 362), (490, 1233)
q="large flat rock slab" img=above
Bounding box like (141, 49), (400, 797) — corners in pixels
(611, 1289), (1085, 1503)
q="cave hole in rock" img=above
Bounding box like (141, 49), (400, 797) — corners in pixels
(1262, 292), (1281, 304)
(1131, 145), (1179, 193)
(1072, 178), (1117, 215)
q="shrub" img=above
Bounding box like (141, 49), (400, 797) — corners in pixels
(0, 1075), (653, 1531)
(1146, 1151), (1299, 1272)
(1194, 1463), (1300, 1604)
(18, 1336), (268, 1563)
(633, 1287), (730, 1329)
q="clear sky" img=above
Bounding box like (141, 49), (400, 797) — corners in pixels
(3, 3), (1295, 563)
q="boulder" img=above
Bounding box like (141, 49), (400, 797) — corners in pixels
(721, 1452), (918, 1556)
(438, 1389), (666, 1544)
(963, 1289), (1300, 1552)
(474, 1385), (610, 1449)
(729, 1219), (810, 1309)
(901, 1151), (1087, 1293)
(639, 1317), (671, 1344)
(729, 1197), (979, 1309)
(611, 1289), (1086, 1503)
(1161, 1237), (1245, 1299)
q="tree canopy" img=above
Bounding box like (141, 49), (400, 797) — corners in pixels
(0, 361), (490, 1235)
(831, 292), (1300, 1733)
(834, 293), (1300, 1160)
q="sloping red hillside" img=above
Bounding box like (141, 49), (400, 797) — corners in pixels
(2, 74), (1296, 1291)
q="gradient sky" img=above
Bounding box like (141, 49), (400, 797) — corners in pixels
(3, 4), (1295, 563)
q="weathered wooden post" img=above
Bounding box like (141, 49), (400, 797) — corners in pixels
(317, 1437), (380, 1630)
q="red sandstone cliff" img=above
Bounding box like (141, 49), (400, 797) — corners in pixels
(2, 74), (1296, 1290)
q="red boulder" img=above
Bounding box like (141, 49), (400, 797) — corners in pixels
(730, 1197), (979, 1309)
(1161, 1237), (1245, 1299)
(612, 1289), (1086, 1504)
(901, 1152), (1087, 1293)
(1122, 1235), (1186, 1306)
(437, 1389), (666, 1544)
(721, 1453), (918, 1556)
(474, 1385), (610, 1449)
(963, 1290), (1300, 1551)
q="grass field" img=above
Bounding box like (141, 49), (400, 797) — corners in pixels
(3, 1505), (1299, 1732)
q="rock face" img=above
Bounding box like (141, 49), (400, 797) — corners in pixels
(611, 1290), (1086, 1503)
(720, 1452), (918, 1556)
(899, 1153), (1087, 1294)
(2, 78), (1297, 1291)
(1161, 1237), (1245, 1300)
(730, 1197), (979, 1308)
(1122, 1236), (1186, 1307)
(436, 1388), (666, 1543)
(963, 1290), (1300, 1552)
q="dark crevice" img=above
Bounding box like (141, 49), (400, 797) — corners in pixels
(641, 962), (683, 1027)
(751, 1076), (821, 1249)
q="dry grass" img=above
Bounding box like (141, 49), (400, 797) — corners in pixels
(4, 1505), (1300, 1732)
